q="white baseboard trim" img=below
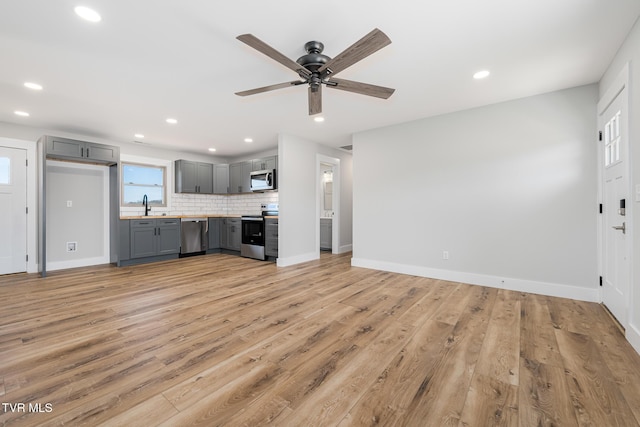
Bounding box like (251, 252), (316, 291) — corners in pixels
(627, 323), (640, 355)
(47, 256), (110, 272)
(277, 251), (318, 267)
(338, 244), (352, 254)
(350, 258), (599, 303)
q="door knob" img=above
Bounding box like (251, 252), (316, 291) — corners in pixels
(612, 222), (626, 234)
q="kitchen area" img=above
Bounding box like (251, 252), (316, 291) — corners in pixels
(118, 202), (279, 267)
(119, 154), (280, 266)
(38, 135), (281, 275)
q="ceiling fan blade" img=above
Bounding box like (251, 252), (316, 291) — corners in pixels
(237, 34), (311, 79)
(327, 78), (395, 99)
(309, 85), (322, 115)
(235, 80), (305, 97)
(318, 28), (391, 76)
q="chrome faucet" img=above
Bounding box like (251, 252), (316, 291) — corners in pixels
(142, 194), (151, 216)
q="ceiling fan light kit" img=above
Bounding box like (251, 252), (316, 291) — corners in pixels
(235, 28), (395, 115)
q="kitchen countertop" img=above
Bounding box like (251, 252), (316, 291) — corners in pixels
(121, 214), (242, 220)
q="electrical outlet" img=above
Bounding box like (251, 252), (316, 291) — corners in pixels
(442, 251), (449, 260)
(66, 200), (72, 208)
(67, 242), (77, 252)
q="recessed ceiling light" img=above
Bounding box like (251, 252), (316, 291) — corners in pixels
(14, 110), (30, 117)
(473, 70), (490, 79)
(166, 118), (178, 124)
(24, 82), (43, 90)
(134, 134), (144, 139)
(314, 116), (325, 123)
(244, 138), (253, 143)
(74, 6), (101, 22)
(208, 148), (217, 152)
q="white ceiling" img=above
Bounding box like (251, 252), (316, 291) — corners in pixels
(1, 1), (639, 157)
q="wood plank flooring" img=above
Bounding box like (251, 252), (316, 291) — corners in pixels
(1, 252), (639, 426)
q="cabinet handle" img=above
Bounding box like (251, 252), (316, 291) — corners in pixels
(157, 227), (160, 235)
(81, 147), (84, 157)
(86, 148), (89, 157)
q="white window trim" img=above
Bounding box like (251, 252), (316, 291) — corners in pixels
(120, 154), (173, 215)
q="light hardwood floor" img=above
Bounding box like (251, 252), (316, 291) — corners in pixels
(1, 252), (639, 426)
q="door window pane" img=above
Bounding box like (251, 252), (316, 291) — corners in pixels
(0, 157), (9, 184)
(604, 111), (621, 167)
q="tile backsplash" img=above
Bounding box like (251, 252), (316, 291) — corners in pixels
(121, 192), (279, 217)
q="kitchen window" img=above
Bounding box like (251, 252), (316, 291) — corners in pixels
(121, 162), (167, 207)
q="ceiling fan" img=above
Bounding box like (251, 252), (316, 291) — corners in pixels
(235, 28), (395, 115)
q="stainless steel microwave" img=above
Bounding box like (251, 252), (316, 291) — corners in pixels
(250, 169), (276, 192)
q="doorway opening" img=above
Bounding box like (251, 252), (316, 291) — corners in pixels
(317, 155), (340, 254)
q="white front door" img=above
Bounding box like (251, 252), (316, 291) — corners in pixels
(600, 85), (629, 327)
(0, 147), (27, 274)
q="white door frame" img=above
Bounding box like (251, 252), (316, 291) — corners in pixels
(597, 62), (632, 330)
(316, 154), (340, 255)
(0, 138), (38, 274)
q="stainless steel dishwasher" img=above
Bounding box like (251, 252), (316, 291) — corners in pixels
(180, 218), (208, 256)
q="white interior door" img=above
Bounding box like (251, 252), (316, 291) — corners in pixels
(600, 86), (629, 327)
(0, 147), (27, 274)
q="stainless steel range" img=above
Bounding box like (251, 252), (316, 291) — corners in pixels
(241, 203), (278, 260)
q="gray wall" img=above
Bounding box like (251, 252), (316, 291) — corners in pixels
(46, 161), (108, 268)
(599, 16), (640, 352)
(278, 133), (353, 266)
(352, 84), (598, 301)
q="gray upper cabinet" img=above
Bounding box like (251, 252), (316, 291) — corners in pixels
(229, 161), (252, 193)
(175, 160), (213, 194)
(251, 156), (277, 172)
(213, 164), (230, 194)
(44, 135), (119, 165)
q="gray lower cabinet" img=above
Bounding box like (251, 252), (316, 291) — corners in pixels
(320, 218), (332, 250)
(208, 218), (222, 250)
(130, 218), (181, 259)
(157, 220), (181, 255)
(119, 219), (131, 262)
(265, 218), (278, 257)
(221, 218), (241, 251)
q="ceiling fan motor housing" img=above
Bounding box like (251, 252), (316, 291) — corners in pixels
(297, 41), (330, 73)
